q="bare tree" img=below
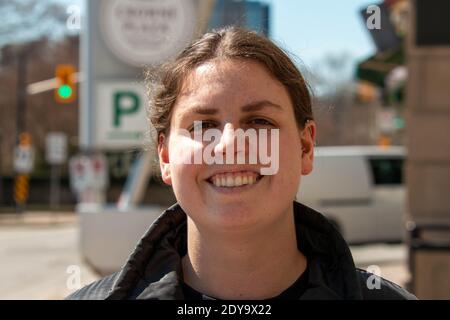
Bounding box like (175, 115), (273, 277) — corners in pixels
(306, 52), (378, 146)
(0, 0), (68, 48)
(309, 51), (355, 97)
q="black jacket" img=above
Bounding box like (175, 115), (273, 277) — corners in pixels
(66, 201), (417, 300)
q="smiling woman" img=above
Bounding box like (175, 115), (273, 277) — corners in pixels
(66, 27), (416, 300)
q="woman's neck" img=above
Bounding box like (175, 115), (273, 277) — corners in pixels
(181, 207), (307, 300)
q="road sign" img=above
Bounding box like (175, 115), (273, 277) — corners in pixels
(69, 155), (91, 193)
(46, 132), (68, 165)
(14, 145), (35, 174)
(69, 153), (109, 193)
(100, 0), (196, 66)
(91, 153), (109, 190)
(80, 0), (204, 150)
(95, 82), (149, 149)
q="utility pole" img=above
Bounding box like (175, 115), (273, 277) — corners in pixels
(14, 46), (32, 213)
(16, 47), (27, 143)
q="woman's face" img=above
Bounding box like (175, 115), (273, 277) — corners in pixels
(158, 59), (315, 233)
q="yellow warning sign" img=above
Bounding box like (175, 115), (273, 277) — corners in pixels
(14, 174), (29, 205)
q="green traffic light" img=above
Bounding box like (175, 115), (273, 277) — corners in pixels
(58, 84), (73, 99)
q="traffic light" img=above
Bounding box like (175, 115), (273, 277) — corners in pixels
(55, 64), (76, 104)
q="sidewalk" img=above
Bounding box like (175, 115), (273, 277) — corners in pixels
(0, 212), (101, 300)
(0, 211), (77, 228)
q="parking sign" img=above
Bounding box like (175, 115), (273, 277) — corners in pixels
(46, 132), (68, 165)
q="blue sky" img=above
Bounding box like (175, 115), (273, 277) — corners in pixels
(68, 0), (377, 70)
(1, 0), (377, 81)
(262, 0), (377, 71)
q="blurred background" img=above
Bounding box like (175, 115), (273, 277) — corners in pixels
(0, 0), (449, 299)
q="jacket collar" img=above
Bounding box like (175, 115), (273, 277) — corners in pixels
(106, 202), (363, 300)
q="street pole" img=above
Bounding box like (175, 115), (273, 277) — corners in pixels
(16, 49), (27, 143)
(15, 47), (28, 213)
(49, 164), (61, 211)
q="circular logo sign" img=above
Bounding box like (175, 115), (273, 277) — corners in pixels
(100, 0), (196, 66)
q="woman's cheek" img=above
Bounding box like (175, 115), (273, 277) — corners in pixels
(171, 161), (197, 188)
(170, 163), (197, 212)
(167, 135), (197, 194)
(169, 133), (204, 166)
(278, 136), (302, 188)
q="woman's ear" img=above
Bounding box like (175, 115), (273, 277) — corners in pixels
(300, 120), (316, 175)
(158, 133), (172, 185)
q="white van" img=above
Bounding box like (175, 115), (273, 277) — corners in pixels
(297, 146), (406, 244)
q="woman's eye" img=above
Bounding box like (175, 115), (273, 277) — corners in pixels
(188, 121), (217, 132)
(248, 118), (273, 126)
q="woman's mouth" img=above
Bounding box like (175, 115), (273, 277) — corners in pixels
(207, 171), (263, 188)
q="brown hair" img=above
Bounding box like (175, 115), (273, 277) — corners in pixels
(148, 26), (313, 138)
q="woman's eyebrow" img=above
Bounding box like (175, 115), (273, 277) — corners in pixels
(241, 100), (283, 112)
(179, 100), (283, 120)
(176, 105), (219, 122)
(187, 106), (219, 115)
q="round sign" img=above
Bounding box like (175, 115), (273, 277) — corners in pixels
(100, 0), (196, 66)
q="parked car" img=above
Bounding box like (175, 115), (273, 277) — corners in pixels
(297, 146), (407, 244)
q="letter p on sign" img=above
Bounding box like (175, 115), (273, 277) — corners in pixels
(114, 91), (140, 127)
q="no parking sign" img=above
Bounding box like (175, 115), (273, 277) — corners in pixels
(69, 153), (109, 194)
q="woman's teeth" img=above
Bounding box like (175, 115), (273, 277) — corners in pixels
(210, 172), (261, 188)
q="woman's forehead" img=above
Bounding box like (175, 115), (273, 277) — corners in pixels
(169, 60), (294, 126)
(178, 59), (289, 104)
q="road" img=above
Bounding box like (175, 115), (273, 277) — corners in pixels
(0, 212), (411, 299)
(0, 214), (99, 300)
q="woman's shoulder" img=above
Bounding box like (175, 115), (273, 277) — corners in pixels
(65, 267), (418, 300)
(65, 272), (119, 300)
(355, 268), (417, 300)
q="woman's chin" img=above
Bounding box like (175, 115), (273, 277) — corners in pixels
(202, 204), (264, 231)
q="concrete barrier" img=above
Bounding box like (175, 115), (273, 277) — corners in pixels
(78, 205), (164, 275)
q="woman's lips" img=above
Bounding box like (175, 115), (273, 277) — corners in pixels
(207, 171), (262, 188)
